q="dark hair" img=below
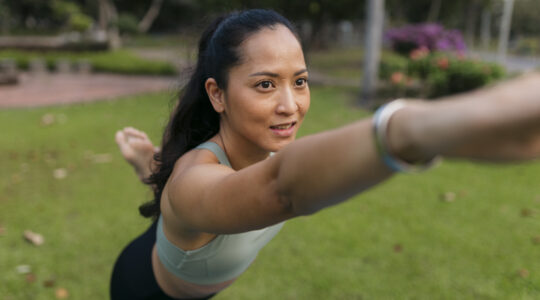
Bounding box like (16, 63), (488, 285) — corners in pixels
(140, 9), (299, 219)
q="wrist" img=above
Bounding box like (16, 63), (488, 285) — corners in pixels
(373, 99), (441, 173)
(385, 99), (434, 163)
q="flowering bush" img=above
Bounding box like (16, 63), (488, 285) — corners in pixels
(427, 57), (504, 98)
(384, 23), (466, 56)
(379, 52), (408, 80)
(379, 51), (505, 98)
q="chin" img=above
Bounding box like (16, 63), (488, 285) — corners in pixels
(267, 137), (295, 153)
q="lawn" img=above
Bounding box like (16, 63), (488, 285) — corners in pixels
(0, 86), (539, 299)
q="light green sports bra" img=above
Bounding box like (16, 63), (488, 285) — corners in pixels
(156, 142), (284, 285)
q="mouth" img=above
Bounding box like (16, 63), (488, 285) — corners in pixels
(270, 121), (297, 130)
(269, 121), (297, 137)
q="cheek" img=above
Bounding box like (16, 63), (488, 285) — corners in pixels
(228, 97), (269, 126)
(298, 91), (311, 118)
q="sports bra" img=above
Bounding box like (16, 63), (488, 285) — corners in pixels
(156, 142), (284, 285)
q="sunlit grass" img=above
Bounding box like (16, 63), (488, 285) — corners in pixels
(0, 87), (539, 299)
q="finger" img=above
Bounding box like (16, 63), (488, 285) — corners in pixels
(135, 129), (150, 140)
(125, 127), (148, 140)
(124, 127), (141, 137)
(115, 130), (126, 146)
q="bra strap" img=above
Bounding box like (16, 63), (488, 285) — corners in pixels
(195, 142), (232, 167)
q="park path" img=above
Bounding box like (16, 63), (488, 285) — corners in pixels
(2, 48), (538, 109)
(0, 72), (177, 108)
(468, 50), (540, 72)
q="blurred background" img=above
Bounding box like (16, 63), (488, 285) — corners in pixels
(1, 1), (539, 299)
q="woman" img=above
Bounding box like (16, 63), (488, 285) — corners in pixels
(110, 9), (540, 300)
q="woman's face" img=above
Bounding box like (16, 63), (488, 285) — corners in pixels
(219, 24), (310, 153)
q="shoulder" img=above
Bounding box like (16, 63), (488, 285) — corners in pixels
(163, 145), (234, 219)
(168, 145), (232, 184)
(160, 146), (234, 235)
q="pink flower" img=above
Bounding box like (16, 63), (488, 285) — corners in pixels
(391, 71), (404, 84)
(436, 57), (449, 70)
(410, 46), (430, 60)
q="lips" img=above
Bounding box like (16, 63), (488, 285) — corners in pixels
(270, 122), (296, 130)
(270, 121), (297, 137)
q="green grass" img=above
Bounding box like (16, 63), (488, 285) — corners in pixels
(123, 34), (198, 49)
(307, 47), (364, 80)
(0, 50), (177, 76)
(1, 87), (539, 299)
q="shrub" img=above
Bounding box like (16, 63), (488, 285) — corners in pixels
(512, 37), (540, 56)
(52, 0), (92, 32)
(407, 49), (438, 79)
(385, 23), (466, 56)
(88, 51), (176, 75)
(380, 50), (505, 99)
(379, 52), (408, 80)
(69, 13), (93, 32)
(427, 58), (504, 98)
(116, 13), (140, 35)
(0, 50), (177, 76)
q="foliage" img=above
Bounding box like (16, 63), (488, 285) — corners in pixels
(380, 50), (504, 99)
(385, 23), (466, 56)
(512, 0), (540, 37)
(426, 56), (504, 98)
(3, 0), (540, 42)
(0, 50), (177, 76)
(88, 51), (176, 75)
(68, 13), (93, 33)
(115, 13), (141, 35)
(51, 0), (93, 32)
(378, 52), (409, 80)
(512, 37), (540, 56)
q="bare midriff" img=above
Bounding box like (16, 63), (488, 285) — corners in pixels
(151, 245), (237, 299)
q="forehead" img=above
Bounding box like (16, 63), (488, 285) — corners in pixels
(234, 25), (305, 73)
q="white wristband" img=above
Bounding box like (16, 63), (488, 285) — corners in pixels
(372, 99), (440, 173)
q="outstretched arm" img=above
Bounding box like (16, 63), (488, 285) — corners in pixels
(169, 73), (540, 234)
(275, 73), (540, 216)
(115, 127), (159, 181)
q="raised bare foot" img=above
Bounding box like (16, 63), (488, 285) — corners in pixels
(115, 127), (159, 180)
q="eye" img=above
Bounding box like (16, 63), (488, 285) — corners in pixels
(295, 78), (308, 87)
(256, 80), (275, 90)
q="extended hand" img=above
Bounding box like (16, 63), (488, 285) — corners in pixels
(115, 127), (159, 180)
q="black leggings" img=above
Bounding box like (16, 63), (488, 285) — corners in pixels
(110, 221), (216, 300)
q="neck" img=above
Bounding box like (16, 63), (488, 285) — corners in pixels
(211, 125), (270, 170)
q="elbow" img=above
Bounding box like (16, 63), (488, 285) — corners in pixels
(276, 190), (320, 217)
(271, 154), (321, 217)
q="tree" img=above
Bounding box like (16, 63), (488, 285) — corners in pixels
(426, 0), (442, 22)
(137, 0), (164, 33)
(98, 0), (121, 49)
(361, 0), (385, 106)
(497, 0), (515, 63)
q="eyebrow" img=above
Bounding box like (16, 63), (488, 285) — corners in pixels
(249, 68), (308, 77)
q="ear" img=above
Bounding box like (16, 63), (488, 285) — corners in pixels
(205, 78), (226, 113)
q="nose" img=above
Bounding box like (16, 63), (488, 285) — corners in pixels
(276, 86), (298, 115)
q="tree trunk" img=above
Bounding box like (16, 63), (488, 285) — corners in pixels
(0, 1), (9, 34)
(427, 0), (442, 23)
(138, 0), (164, 33)
(97, 0), (121, 49)
(497, 0), (515, 64)
(481, 7), (491, 51)
(98, 0), (109, 31)
(360, 0), (384, 106)
(465, 0), (479, 48)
